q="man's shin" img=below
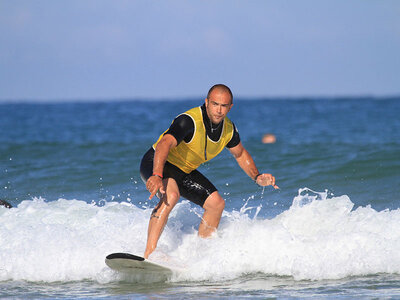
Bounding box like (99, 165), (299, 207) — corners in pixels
(144, 203), (168, 259)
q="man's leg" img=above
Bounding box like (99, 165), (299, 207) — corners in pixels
(144, 178), (180, 259)
(198, 191), (225, 237)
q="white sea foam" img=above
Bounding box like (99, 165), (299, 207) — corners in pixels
(0, 189), (399, 283)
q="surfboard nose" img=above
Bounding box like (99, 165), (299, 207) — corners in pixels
(106, 253), (145, 261)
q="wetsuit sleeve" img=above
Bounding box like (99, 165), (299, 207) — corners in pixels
(164, 114), (195, 144)
(226, 123), (241, 148)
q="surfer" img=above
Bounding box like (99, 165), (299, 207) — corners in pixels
(140, 84), (278, 259)
(0, 199), (12, 208)
(262, 133), (276, 144)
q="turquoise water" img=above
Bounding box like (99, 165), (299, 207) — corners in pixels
(1, 98), (400, 298)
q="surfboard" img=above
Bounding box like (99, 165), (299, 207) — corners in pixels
(105, 252), (173, 275)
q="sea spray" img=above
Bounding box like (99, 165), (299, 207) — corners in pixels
(0, 198), (151, 282)
(1, 190), (400, 283)
(174, 189), (400, 281)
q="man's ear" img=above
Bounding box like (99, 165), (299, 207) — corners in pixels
(205, 98), (209, 108)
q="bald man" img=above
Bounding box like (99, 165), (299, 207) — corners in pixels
(140, 84), (278, 259)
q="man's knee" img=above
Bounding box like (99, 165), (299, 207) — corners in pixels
(170, 190), (180, 201)
(161, 178), (180, 207)
(166, 181), (180, 201)
(203, 192), (225, 212)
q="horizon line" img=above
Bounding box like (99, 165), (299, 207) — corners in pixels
(0, 93), (399, 104)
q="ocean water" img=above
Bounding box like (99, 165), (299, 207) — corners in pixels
(0, 97), (400, 299)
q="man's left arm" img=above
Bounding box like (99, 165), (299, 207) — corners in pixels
(228, 142), (279, 189)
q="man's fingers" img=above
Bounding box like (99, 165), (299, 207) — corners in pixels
(149, 189), (156, 200)
(270, 176), (279, 189)
(257, 173), (278, 189)
(146, 177), (164, 200)
(159, 185), (166, 195)
(148, 183), (163, 200)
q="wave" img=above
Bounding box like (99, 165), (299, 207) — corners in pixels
(0, 188), (399, 283)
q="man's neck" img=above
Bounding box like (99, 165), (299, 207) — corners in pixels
(201, 104), (223, 140)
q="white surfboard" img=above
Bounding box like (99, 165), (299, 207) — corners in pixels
(105, 252), (173, 275)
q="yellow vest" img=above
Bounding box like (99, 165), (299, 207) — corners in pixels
(153, 106), (234, 173)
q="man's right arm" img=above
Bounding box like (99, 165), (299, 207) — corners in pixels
(152, 134), (177, 178)
(146, 114), (194, 200)
(146, 134), (177, 199)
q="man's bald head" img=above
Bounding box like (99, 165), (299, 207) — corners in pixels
(207, 84), (233, 104)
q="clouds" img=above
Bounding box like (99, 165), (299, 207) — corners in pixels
(1, 0), (399, 101)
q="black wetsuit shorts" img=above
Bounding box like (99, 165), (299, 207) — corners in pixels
(140, 147), (217, 207)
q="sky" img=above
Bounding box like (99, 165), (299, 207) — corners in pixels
(0, 0), (399, 101)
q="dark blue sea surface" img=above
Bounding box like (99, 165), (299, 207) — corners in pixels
(1, 97), (400, 298)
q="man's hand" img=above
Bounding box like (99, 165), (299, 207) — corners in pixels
(146, 176), (166, 199)
(255, 173), (279, 189)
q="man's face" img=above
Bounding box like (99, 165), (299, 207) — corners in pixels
(205, 90), (233, 125)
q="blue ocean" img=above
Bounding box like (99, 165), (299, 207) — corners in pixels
(1, 97), (400, 299)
